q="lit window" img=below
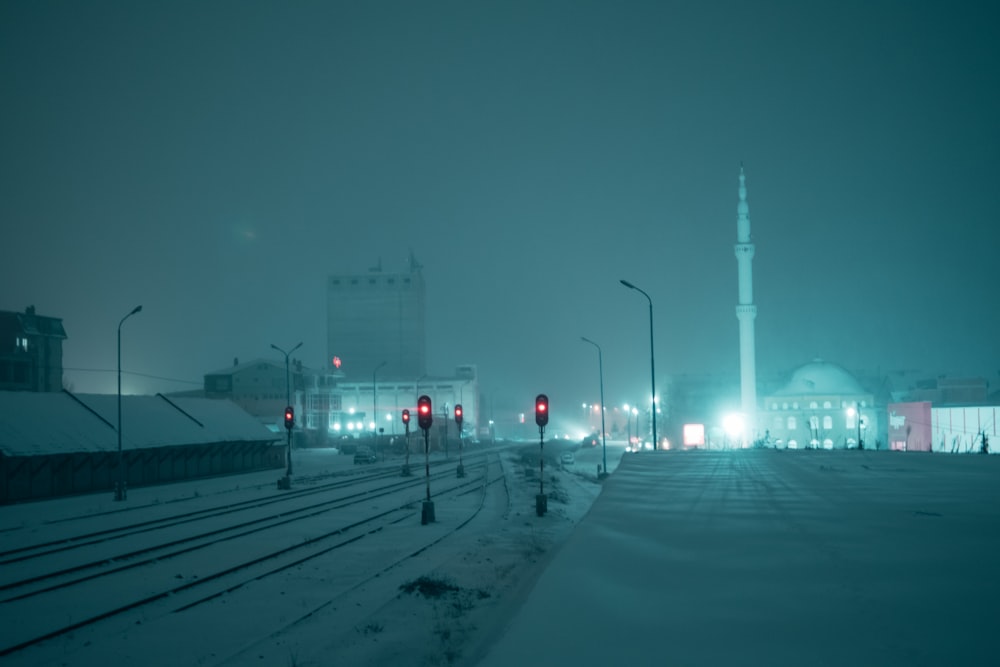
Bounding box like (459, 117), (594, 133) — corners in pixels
(787, 416), (797, 429)
(809, 416), (819, 431)
(809, 401), (818, 409)
(823, 401), (832, 409)
(823, 416), (832, 429)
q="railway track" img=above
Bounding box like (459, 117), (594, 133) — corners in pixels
(0, 450), (508, 661)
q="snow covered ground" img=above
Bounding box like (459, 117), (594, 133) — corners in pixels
(475, 448), (1000, 667)
(5, 445), (997, 666)
(1, 441), (618, 666)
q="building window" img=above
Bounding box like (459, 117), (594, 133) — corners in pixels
(809, 416), (819, 431)
(15, 337), (28, 352)
(809, 401), (818, 409)
(823, 416), (833, 429)
(774, 417), (783, 431)
(782, 402), (788, 410)
(787, 416), (797, 429)
(823, 401), (832, 409)
(771, 403), (778, 410)
(792, 402), (799, 410)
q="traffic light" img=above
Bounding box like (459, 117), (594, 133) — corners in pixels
(454, 404), (463, 426)
(417, 395), (433, 430)
(284, 406), (294, 430)
(535, 394), (549, 427)
(402, 409), (410, 426)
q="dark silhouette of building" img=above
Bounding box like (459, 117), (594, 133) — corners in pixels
(0, 306), (67, 392)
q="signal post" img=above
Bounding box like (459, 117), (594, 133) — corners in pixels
(455, 404), (465, 478)
(278, 406), (294, 490)
(535, 394), (548, 516)
(417, 395), (435, 524)
(401, 409), (412, 476)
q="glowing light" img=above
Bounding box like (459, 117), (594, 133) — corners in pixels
(723, 413), (746, 439)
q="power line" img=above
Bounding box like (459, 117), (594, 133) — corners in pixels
(62, 366), (202, 386)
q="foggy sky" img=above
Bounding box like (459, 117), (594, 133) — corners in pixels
(2, 1), (998, 416)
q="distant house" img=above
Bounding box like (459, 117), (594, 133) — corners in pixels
(0, 306), (67, 392)
(204, 358), (304, 427)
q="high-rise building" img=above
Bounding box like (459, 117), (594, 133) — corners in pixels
(326, 256), (426, 381)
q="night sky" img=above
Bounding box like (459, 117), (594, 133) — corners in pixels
(3, 1), (998, 417)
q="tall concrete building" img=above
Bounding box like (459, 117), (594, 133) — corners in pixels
(326, 256), (427, 381)
(734, 165), (758, 438)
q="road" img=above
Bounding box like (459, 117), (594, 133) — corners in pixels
(475, 448), (1000, 667)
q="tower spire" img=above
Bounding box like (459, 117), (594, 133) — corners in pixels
(734, 165), (758, 443)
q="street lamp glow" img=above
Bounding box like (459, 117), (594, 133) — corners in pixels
(723, 413), (746, 439)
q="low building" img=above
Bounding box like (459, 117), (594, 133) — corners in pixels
(302, 364), (480, 450)
(888, 401), (998, 453)
(0, 306), (67, 392)
(0, 390), (282, 503)
(204, 357), (304, 428)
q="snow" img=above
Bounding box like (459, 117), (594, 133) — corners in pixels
(3, 445), (998, 666)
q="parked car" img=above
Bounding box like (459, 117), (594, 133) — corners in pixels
(560, 452), (575, 465)
(354, 448), (377, 464)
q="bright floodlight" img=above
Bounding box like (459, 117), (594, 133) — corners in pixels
(723, 413), (746, 439)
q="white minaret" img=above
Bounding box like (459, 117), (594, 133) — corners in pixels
(734, 164), (757, 439)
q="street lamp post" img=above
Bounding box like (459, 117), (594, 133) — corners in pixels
(115, 304), (142, 501)
(271, 341), (302, 479)
(373, 361), (386, 456)
(620, 280), (658, 450)
(581, 336), (608, 477)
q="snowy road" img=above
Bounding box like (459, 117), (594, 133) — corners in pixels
(474, 448), (1000, 667)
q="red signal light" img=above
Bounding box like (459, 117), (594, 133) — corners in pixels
(535, 394), (549, 427)
(402, 409), (410, 424)
(417, 395), (433, 430)
(454, 404), (463, 426)
(284, 406), (295, 430)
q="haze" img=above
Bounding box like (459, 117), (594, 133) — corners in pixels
(2, 1), (997, 415)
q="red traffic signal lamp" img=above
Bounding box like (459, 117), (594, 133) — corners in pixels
(535, 394), (549, 427)
(284, 406), (295, 430)
(454, 404), (463, 426)
(417, 395), (433, 430)
(402, 409), (410, 426)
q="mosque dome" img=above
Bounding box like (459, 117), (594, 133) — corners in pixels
(773, 359), (866, 396)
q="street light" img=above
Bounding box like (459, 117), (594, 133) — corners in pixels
(271, 341), (302, 480)
(115, 305), (142, 501)
(620, 279), (658, 450)
(847, 404), (864, 450)
(373, 361), (387, 455)
(581, 336), (608, 477)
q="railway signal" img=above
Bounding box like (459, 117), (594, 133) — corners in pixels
(535, 394), (548, 427)
(401, 409), (412, 477)
(535, 394), (549, 516)
(454, 404), (465, 478)
(417, 395), (433, 430)
(284, 406), (294, 431)
(417, 395), (435, 524)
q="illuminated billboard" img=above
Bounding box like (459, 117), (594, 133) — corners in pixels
(683, 423), (706, 447)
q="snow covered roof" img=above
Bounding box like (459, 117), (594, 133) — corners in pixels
(771, 359), (867, 397)
(0, 391), (280, 458)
